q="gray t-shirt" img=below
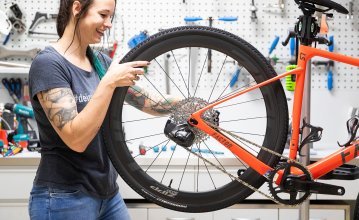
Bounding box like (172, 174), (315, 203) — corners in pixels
(29, 46), (118, 199)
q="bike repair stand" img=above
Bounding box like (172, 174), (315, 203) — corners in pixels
(299, 59), (312, 220)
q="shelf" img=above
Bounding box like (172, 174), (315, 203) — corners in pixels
(0, 67), (30, 74)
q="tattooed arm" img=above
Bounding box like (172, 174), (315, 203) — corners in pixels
(37, 86), (114, 152)
(125, 85), (180, 116)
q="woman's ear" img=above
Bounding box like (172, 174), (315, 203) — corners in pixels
(72, 0), (82, 18)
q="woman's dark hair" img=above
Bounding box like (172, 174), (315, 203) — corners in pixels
(56, 0), (116, 79)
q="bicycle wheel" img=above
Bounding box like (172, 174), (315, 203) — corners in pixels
(103, 26), (288, 212)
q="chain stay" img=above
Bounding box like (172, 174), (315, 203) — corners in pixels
(183, 121), (311, 206)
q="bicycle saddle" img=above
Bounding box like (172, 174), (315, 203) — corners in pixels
(295, 0), (349, 14)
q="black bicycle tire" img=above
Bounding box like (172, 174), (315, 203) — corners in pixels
(103, 26), (289, 212)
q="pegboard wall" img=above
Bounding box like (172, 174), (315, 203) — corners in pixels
(0, 0), (358, 149)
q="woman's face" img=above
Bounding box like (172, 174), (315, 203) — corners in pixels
(78, 0), (115, 44)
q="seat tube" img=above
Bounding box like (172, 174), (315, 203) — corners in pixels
(288, 46), (309, 160)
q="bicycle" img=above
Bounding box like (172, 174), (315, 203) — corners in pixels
(102, 0), (359, 215)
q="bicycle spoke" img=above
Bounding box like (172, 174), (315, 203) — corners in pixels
(214, 98), (264, 109)
(188, 47), (191, 98)
(211, 79), (257, 104)
(122, 116), (167, 123)
(196, 143), (217, 190)
(161, 144), (177, 184)
(207, 55), (228, 102)
(229, 130), (265, 137)
(197, 147), (200, 192)
(232, 153), (249, 169)
(178, 146), (193, 191)
(153, 58), (187, 98)
(237, 138), (260, 155)
(193, 50), (209, 97)
(215, 66), (244, 102)
(126, 132), (164, 142)
(220, 116), (267, 123)
(171, 50), (190, 96)
(202, 141), (233, 181)
(145, 139), (171, 172)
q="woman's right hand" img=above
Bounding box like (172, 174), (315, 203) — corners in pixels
(104, 60), (150, 88)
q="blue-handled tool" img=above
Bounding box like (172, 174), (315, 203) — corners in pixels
(127, 31), (149, 49)
(290, 37), (295, 57)
(327, 70), (333, 91)
(269, 36), (280, 56)
(184, 16), (237, 22)
(218, 16), (238, 21)
(184, 16), (203, 22)
(328, 35), (334, 53)
(230, 67), (241, 88)
(327, 35), (334, 91)
(191, 147), (224, 155)
(2, 78), (20, 103)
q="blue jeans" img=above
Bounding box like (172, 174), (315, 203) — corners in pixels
(28, 185), (131, 220)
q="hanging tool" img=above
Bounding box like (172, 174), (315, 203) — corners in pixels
(127, 30), (149, 49)
(230, 67), (241, 88)
(184, 16), (238, 73)
(191, 147), (224, 155)
(312, 59), (334, 91)
(22, 80), (30, 106)
(268, 35), (280, 65)
(264, 0), (285, 12)
(284, 35), (298, 91)
(250, 0), (258, 22)
(28, 12), (58, 36)
(269, 35), (280, 57)
(0, 45), (41, 59)
(285, 65), (297, 91)
(2, 78), (20, 103)
(347, 0), (354, 19)
(327, 35), (334, 91)
(8, 3), (26, 34)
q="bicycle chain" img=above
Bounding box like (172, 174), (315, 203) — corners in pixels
(182, 121), (312, 206)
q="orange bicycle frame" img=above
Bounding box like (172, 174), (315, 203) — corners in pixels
(189, 44), (359, 181)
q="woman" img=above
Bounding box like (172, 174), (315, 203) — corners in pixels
(28, 0), (153, 219)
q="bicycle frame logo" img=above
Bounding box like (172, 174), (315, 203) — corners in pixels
(299, 52), (306, 61)
(212, 132), (233, 149)
(341, 143), (359, 164)
(190, 44), (359, 181)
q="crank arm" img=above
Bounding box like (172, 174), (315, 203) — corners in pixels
(286, 179), (345, 196)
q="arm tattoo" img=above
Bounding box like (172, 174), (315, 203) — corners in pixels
(125, 86), (146, 110)
(39, 88), (78, 130)
(125, 85), (176, 115)
(149, 98), (176, 114)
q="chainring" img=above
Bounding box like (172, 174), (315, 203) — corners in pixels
(268, 162), (312, 206)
